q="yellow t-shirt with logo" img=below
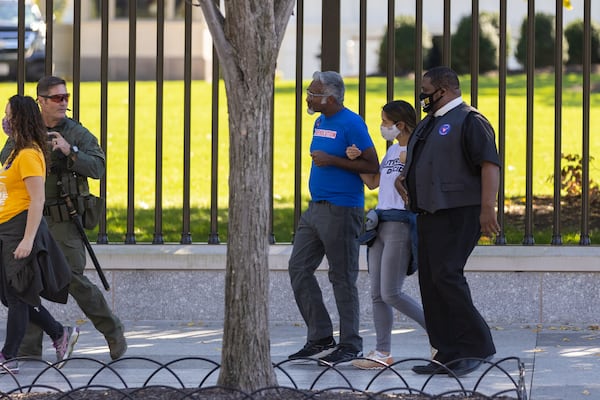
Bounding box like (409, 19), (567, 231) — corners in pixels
(0, 147), (46, 224)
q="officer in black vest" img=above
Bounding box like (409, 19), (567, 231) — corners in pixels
(396, 66), (500, 377)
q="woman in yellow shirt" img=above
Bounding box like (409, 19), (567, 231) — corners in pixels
(0, 95), (78, 374)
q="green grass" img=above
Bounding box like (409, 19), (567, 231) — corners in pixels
(1, 72), (599, 244)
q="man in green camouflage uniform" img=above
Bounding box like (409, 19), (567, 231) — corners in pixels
(0, 76), (127, 360)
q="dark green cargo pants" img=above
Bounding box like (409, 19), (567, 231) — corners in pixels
(18, 218), (124, 356)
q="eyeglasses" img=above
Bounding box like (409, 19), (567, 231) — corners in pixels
(41, 93), (70, 103)
(306, 90), (329, 98)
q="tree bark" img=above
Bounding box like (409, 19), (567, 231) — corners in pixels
(196, 0), (295, 391)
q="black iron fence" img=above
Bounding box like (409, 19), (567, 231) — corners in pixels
(7, 0), (598, 246)
(0, 355), (527, 399)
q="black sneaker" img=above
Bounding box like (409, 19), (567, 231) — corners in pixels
(318, 346), (362, 366)
(288, 337), (336, 360)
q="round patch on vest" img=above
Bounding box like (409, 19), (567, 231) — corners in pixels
(438, 124), (451, 136)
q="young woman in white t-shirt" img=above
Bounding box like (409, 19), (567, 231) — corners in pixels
(346, 100), (428, 369)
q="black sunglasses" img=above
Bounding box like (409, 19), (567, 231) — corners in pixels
(41, 93), (70, 103)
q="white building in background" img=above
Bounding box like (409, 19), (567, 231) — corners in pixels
(47, 0), (598, 81)
(46, 0), (211, 81)
(277, 0), (599, 79)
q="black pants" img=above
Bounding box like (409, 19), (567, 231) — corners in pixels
(2, 286), (63, 359)
(417, 206), (496, 362)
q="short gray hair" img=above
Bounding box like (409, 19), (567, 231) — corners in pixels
(312, 71), (345, 104)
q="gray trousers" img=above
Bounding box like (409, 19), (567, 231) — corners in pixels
(368, 220), (426, 353)
(288, 201), (363, 352)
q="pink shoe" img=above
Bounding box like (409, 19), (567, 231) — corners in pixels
(53, 326), (80, 364)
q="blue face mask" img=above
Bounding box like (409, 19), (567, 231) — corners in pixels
(2, 117), (12, 136)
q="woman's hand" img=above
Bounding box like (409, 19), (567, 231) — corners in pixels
(13, 238), (33, 259)
(395, 175), (410, 206)
(346, 144), (361, 160)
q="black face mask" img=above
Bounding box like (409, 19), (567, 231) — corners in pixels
(419, 88), (442, 113)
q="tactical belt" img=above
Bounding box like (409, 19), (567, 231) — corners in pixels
(44, 196), (85, 222)
(43, 203), (71, 223)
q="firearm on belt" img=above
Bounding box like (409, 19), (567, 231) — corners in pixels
(56, 180), (110, 291)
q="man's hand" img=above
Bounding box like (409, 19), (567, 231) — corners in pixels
(310, 150), (333, 167)
(48, 131), (71, 156)
(480, 205), (501, 237)
(312, 147), (378, 173)
(480, 162), (501, 237)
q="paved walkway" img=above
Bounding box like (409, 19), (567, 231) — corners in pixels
(1, 320), (599, 399)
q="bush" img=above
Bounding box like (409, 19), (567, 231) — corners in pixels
(564, 19), (600, 65)
(549, 153), (600, 201)
(515, 13), (568, 68)
(450, 12), (502, 74)
(377, 16), (432, 75)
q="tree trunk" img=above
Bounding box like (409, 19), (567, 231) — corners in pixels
(219, 89), (275, 389)
(196, 0), (295, 391)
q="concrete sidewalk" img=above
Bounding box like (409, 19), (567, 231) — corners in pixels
(1, 320), (599, 399)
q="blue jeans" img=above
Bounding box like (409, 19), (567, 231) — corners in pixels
(288, 201), (363, 352)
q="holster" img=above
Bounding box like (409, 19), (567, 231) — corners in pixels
(81, 194), (104, 229)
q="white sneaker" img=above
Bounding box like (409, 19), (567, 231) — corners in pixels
(351, 350), (393, 370)
(431, 346), (438, 360)
(0, 353), (19, 375)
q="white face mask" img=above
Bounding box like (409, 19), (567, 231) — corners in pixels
(380, 124), (400, 141)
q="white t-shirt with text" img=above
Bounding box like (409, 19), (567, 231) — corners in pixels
(376, 143), (407, 211)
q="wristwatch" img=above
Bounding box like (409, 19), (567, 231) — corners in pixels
(70, 145), (79, 157)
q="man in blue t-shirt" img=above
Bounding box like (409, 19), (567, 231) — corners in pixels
(288, 71), (379, 366)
